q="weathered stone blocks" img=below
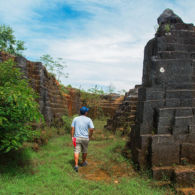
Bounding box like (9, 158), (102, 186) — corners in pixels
(130, 9), (195, 188)
(181, 143), (195, 164)
(0, 51), (123, 124)
(151, 135), (180, 166)
(152, 166), (174, 180)
(174, 168), (195, 187)
(105, 86), (140, 135)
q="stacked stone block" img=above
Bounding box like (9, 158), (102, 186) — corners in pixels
(105, 85), (140, 135)
(0, 52), (123, 124)
(0, 52), (68, 125)
(100, 93), (124, 118)
(130, 9), (195, 192)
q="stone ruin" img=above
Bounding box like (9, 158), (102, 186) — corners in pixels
(105, 85), (140, 135)
(0, 52), (123, 125)
(130, 9), (195, 193)
(100, 94), (124, 117)
(0, 51), (68, 125)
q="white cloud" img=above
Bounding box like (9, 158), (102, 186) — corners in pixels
(48, 34), (141, 63)
(0, 0), (42, 23)
(0, 0), (195, 91)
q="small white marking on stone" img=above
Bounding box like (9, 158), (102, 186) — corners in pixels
(160, 67), (165, 73)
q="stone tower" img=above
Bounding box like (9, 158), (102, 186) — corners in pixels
(130, 9), (195, 189)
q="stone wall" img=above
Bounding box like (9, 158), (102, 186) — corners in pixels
(65, 88), (81, 116)
(100, 94), (124, 117)
(105, 85), (140, 135)
(130, 9), (195, 192)
(0, 51), (68, 125)
(63, 88), (123, 118)
(0, 52), (122, 124)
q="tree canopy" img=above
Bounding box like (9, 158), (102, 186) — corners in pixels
(0, 24), (25, 55)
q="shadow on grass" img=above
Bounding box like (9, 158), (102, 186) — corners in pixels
(68, 159), (75, 168)
(0, 148), (33, 176)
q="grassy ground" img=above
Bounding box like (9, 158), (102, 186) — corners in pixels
(0, 119), (173, 195)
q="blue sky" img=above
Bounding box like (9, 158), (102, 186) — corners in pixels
(0, 0), (195, 92)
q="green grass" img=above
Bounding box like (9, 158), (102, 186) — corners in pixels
(0, 120), (172, 195)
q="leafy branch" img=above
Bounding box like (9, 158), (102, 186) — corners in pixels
(40, 54), (69, 82)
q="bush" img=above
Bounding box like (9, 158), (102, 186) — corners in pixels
(0, 59), (43, 152)
(80, 85), (105, 119)
(62, 114), (79, 134)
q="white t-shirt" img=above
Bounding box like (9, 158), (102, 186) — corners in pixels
(71, 115), (94, 138)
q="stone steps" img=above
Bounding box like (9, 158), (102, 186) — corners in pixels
(176, 187), (195, 195)
(175, 167), (195, 187)
(152, 165), (195, 188)
(104, 86), (139, 134)
(152, 165), (195, 194)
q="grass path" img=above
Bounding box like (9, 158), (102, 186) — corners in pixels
(0, 120), (173, 195)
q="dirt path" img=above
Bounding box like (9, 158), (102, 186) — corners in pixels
(77, 128), (137, 183)
(79, 158), (136, 183)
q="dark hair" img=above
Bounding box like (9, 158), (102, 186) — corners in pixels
(80, 110), (85, 115)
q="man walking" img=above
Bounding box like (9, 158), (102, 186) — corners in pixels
(71, 106), (94, 172)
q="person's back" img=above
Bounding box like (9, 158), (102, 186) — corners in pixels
(73, 115), (94, 138)
(71, 106), (94, 172)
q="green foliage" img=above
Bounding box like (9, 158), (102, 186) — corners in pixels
(0, 24), (25, 55)
(87, 85), (105, 95)
(80, 85), (105, 119)
(62, 115), (72, 133)
(164, 24), (171, 33)
(122, 124), (131, 135)
(0, 121), (172, 194)
(107, 83), (116, 94)
(0, 59), (43, 152)
(93, 118), (108, 130)
(40, 54), (68, 82)
(118, 89), (126, 95)
(59, 84), (69, 94)
(62, 114), (78, 133)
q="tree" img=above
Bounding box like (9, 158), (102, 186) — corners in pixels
(0, 59), (43, 152)
(40, 54), (68, 82)
(80, 85), (105, 119)
(107, 83), (116, 94)
(118, 89), (126, 95)
(0, 24), (25, 55)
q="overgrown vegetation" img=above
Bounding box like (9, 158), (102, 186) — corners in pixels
(0, 119), (173, 195)
(59, 83), (70, 94)
(80, 85), (105, 119)
(164, 24), (171, 33)
(62, 114), (78, 134)
(0, 24), (25, 55)
(0, 59), (43, 152)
